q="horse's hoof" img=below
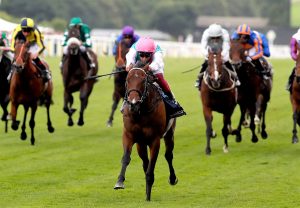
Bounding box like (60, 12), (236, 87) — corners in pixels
(211, 130), (217, 138)
(21, 132), (27, 140)
(48, 126), (55, 133)
(114, 182), (125, 189)
(223, 145), (229, 153)
(77, 120), (84, 126)
(31, 138), (35, 145)
(169, 177), (178, 185)
(11, 120), (20, 131)
(292, 137), (299, 144)
(252, 136), (258, 143)
(235, 135), (242, 143)
(261, 131), (268, 139)
(205, 148), (211, 155)
(107, 120), (113, 127)
(68, 119), (74, 126)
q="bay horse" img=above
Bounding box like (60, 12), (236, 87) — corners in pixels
(106, 40), (129, 127)
(62, 26), (98, 126)
(9, 40), (54, 145)
(0, 39), (11, 132)
(200, 45), (237, 155)
(290, 47), (300, 143)
(229, 39), (271, 143)
(114, 65), (178, 201)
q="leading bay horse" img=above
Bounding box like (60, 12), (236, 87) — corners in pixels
(290, 47), (300, 143)
(114, 65), (178, 201)
(200, 45), (237, 155)
(0, 39), (11, 132)
(106, 39), (129, 127)
(62, 26), (98, 126)
(229, 39), (271, 143)
(9, 40), (54, 145)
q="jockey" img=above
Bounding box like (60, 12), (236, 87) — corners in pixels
(0, 31), (14, 62)
(231, 24), (271, 79)
(125, 37), (186, 118)
(10, 17), (51, 82)
(195, 23), (239, 89)
(61, 17), (95, 70)
(287, 28), (300, 92)
(112, 25), (140, 56)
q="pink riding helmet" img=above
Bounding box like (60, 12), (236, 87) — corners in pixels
(136, 37), (156, 53)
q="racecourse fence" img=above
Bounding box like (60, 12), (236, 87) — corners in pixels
(43, 35), (290, 59)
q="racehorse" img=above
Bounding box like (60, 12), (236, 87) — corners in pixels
(290, 47), (300, 143)
(106, 40), (129, 127)
(229, 39), (271, 143)
(9, 40), (54, 145)
(0, 38), (11, 132)
(200, 45), (237, 155)
(114, 65), (178, 201)
(62, 26), (98, 126)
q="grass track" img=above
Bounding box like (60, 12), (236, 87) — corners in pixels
(0, 56), (299, 207)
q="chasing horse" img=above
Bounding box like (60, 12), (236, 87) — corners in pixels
(200, 45), (237, 155)
(106, 39), (130, 127)
(229, 39), (272, 143)
(114, 64), (178, 201)
(9, 39), (54, 145)
(0, 38), (12, 133)
(61, 26), (98, 126)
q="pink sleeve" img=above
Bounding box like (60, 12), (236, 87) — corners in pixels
(290, 38), (298, 61)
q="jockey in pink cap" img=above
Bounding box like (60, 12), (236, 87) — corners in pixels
(125, 37), (186, 118)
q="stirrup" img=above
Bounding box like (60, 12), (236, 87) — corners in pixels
(194, 80), (200, 88)
(169, 110), (186, 118)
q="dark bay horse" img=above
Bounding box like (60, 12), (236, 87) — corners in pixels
(200, 46), (237, 155)
(0, 39), (11, 132)
(229, 39), (271, 143)
(290, 48), (300, 143)
(62, 27), (98, 126)
(114, 66), (178, 201)
(107, 40), (129, 127)
(9, 40), (54, 145)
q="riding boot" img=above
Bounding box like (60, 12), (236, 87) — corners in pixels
(164, 91), (186, 118)
(253, 59), (268, 80)
(82, 51), (95, 70)
(286, 68), (295, 93)
(224, 61), (240, 86)
(195, 60), (208, 89)
(33, 57), (51, 82)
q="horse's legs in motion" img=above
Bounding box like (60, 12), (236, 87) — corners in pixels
(203, 108), (213, 155)
(45, 95), (55, 133)
(222, 114), (232, 153)
(145, 138), (160, 201)
(114, 137), (134, 190)
(260, 102), (268, 139)
(78, 83), (93, 126)
(107, 94), (121, 127)
(29, 104), (37, 145)
(10, 102), (20, 131)
(1, 100), (9, 132)
(249, 105), (259, 143)
(63, 91), (76, 126)
(164, 125), (178, 185)
(233, 104), (246, 143)
(292, 111), (299, 144)
(20, 105), (29, 141)
(137, 143), (149, 173)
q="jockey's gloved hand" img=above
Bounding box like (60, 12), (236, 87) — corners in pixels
(246, 56), (252, 62)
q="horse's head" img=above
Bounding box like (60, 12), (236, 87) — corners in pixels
(66, 37), (82, 55)
(68, 26), (81, 39)
(115, 40), (130, 69)
(125, 67), (149, 114)
(229, 39), (246, 69)
(13, 39), (30, 73)
(206, 46), (223, 88)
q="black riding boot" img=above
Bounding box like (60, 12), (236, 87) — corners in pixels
(224, 61), (240, 86)
(195, 60), (208, 89)
(164, 91), (186, 118)
(82, 51), (95, 70)
(253, 58), (269, 79)
(33, 57), (51, 82)
(287, 68), (295, 93)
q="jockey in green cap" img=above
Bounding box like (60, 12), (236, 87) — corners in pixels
(61, 17), (95, 70)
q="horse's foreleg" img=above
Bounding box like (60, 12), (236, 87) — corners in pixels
(78, 85), (92, 126)
(45, 100), (55, 133)
(63, 91), (75, 126)
(222, 114), (231, 153)
(203, 108), (213, 155)
(232, 104), (245, 143)
(249, 106), (258, 143)
(10, 102), (20, 131)
(114, 135), (134, 190)
(107, 96), (120, 127)
(20, 105), (29, 141)
(1, 101), (9, 133)
(137, 143), (149, 173)
(164, 125), (178, 186)
(146, 138), (160, 201)
(29, 104), (37, 145)
(260, 102), (268, 139)
(292, 111), (299, 144)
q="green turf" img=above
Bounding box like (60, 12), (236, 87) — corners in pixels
(0, 56), (299, 207)
(291, 0), (300, 27)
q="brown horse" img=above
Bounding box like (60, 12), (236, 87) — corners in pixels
(114, 66), (178, 201)
(0, 39), (11, 132)
(9, 40), (54, 145)
(229, 39), (271, 143)
(106, 40), (129, 127)
(200, 45), (237, 155)
(290, 48), (300, 143)
(62, 27), (98, 126)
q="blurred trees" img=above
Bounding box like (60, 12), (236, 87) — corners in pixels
(0, 0), (290, 36)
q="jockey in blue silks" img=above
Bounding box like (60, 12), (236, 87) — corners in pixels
(231, 24), (272, 79)
(112, 25), (140, 56)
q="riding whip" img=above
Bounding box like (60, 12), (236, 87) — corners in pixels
(181, 65), (201, 74)
(85, 70), (126, 80)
